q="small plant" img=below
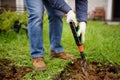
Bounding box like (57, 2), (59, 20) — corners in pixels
(0, 11), (28, 33)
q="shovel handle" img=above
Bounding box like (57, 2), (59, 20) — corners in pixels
(69, 21), (86, 61)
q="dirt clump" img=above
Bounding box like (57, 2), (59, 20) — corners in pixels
(0, 59), (32, 80)
(53, 58), (120, 80)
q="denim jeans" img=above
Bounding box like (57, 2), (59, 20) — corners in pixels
(24, 0), (64, 58)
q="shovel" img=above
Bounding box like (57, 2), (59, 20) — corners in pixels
(69, 21), (87, 75)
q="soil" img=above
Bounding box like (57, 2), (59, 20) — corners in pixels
(53, 58), (120, 80)
(1, 59), (120, 80)
(0, 59), (32, 80)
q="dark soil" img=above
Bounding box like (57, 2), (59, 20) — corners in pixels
(53, 58), (120, 80)
(0, 59), (32, 80)
(1, 59), (120, 80)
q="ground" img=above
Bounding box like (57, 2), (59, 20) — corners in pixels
(0, 59), (32, 80)
(53, 58), (120, 80)
(0, 59), (120, 80)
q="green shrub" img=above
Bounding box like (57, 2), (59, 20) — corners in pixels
(0, 10), (49, 33)
(0, 11), (28, 33)
(19, 11), (28, 26)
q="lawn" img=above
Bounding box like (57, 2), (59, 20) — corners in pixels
(0, 19), (120, 79)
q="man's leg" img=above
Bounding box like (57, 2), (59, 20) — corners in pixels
(24, 0), (46, 70)
(44, 1), (64, 53)
(44, 2), (75, 60)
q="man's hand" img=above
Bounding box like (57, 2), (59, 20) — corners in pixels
(67, 10), (77, 26)
(77, 22), (86, 43)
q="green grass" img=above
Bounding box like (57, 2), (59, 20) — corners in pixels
(85, 21), (120, 64)
(0, 19), (120, 80)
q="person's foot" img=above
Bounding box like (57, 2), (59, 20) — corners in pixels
(32, 57), (47, 71)
(50, 50), (76, 60)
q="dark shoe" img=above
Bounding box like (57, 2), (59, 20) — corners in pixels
(50, 50), (76, 60)
(32, 57), (47, 70)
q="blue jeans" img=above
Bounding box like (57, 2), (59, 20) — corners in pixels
(24, 0), (64, 58)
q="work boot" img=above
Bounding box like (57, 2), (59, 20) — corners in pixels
(32, 57), (47, 70)
(50, 50), (76, 60)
